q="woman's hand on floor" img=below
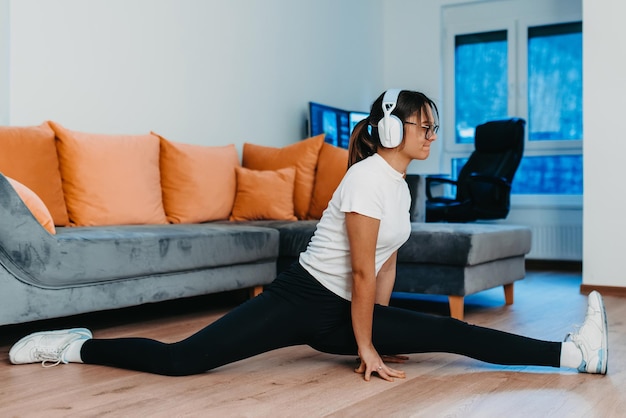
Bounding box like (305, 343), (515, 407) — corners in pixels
(354, 348), (406, 382)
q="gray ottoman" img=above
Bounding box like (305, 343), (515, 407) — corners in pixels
(245, 220), (531, 321)
(395, 223), (531, 320)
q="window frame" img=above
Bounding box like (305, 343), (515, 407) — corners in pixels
(442, 1), (583, 202)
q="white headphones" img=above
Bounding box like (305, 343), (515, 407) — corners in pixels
(377, 89), (403, 148)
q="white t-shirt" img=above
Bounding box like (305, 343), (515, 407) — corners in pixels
(299, 153), (412, 300)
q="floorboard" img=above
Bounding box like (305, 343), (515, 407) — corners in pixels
(1, 268), (624, 417)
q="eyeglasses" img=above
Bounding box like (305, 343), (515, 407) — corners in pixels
(404, 121), (439, 140)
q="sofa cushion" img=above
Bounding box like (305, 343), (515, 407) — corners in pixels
(0, 123), (69, 226)
(1, 223), (279, 287)
(6, 176), (56, 234)
(242, 134), (324, 220)
(232, 221), (530, 270)
(236, 220), (319, 257)
(230, 220), (319, 273)
(230, 166), (297, 221)
(307, 143), (348, 220)
(157, 134), (239, 223)
(49, 121), (168, 226)
(397, 223), (531, 266)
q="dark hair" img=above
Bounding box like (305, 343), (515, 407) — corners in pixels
(347, 90), (439, 168)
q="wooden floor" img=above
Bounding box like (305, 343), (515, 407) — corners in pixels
(1, 268), (624, 417)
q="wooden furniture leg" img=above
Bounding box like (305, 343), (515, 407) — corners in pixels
(250, 285), (263, 298)
(503, 283), (514, 305)
(448, 295), (464, 320)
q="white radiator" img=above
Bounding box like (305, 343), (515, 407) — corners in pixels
(526, 224), (582, 261)
(499, 202), (583, 261)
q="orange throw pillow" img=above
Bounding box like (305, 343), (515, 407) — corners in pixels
(157, 133), (239, 223)
(242, 135), (324, 220)
(6, 176), (56, 234)
(0, 123), (69, 226)
(230, 166), (297, 221)
(307, 143), (349, 219)
(49, 121), (167, 226)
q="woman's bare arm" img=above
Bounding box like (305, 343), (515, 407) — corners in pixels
(345, 212), (406, 382)
(375, 251), (398, 306)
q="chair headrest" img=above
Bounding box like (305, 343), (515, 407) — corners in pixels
(475, 118), (526, 152)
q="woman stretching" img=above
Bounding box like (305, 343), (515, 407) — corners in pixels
(9, 89), (608, 381)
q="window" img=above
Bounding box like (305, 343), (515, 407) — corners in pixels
(528, 22), (583, 142)
(443, 0), (583, 197)
(455, 31), (508, 144)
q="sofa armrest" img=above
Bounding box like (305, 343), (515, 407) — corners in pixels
(0, 173), (61, 284)
(405, 174), (426, 223)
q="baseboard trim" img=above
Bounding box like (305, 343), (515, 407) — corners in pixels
(580, 284), (626, 297)
(525, 259), (582, 272)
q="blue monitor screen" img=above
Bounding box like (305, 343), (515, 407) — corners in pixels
(309, 102), (368, 149)
(350, 111), (368, 134)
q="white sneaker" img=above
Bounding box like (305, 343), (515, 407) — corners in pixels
(564, 291), (608, 374)
(9, 328), (92, 367)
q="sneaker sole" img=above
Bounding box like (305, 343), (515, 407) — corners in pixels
(589, 291), (609, 374)
(9, 328), (92, 364)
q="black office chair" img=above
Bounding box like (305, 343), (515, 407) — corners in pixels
(425, 118), (525, 223)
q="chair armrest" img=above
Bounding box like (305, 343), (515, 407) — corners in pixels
(467, 173), (511, 191)
(425, 176), (458, 200)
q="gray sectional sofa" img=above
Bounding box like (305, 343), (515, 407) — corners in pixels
(0, 172), (531, 325)
(0, 173), (281, 326)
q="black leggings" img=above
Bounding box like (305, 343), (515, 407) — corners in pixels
(81, 263), (561, 376)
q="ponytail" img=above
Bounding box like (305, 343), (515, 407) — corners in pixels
(347, 117), (377, 168)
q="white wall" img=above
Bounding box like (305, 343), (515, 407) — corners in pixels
(6, 0), (383, 150)
(383, 0), (446, 175)
(582, 0), (626, 288)
(0, 0), (9, 125)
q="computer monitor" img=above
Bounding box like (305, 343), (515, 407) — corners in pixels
(349, 111), (368, 134)
(308, 102), (368, 149)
